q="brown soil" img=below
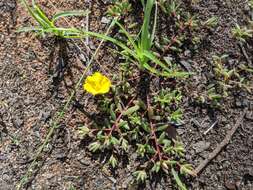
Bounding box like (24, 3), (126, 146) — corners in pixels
(0, 0), (253, 190)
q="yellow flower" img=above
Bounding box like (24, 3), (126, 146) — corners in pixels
(83, 72), (111, 95)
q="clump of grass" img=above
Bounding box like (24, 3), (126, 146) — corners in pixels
(20, 0), (188, 78)
(79, 0), (188, 77)
(202, 16), (219, 28)
(113, 0), (186, 77)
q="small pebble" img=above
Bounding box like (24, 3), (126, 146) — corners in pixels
(101, 17), (110, 24)
(193, 141), (211, 153)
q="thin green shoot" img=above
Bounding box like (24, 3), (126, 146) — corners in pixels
(19, 0), (89, 38)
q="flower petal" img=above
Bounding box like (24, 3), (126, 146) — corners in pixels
(99, 76), (111, 94)
(83, 82), (98, 95)
(83, 72), (111, 95)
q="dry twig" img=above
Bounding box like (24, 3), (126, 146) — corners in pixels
(195, 110), (247, 175)
(239, 42), (252, 66)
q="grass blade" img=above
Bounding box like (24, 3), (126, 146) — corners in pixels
(81, 30), (138, 59)
(143, 50), (171, 72)
(142, 51), (190, 78)
(20, 0), (46, 27)
(142, 62), (163, 75)
(151, 1), (157, 43)
(107, 46), (137, 65)
(141, 0), (154, 51)
(42, 27), (138, 59)
(33, 3), (54, 27)
(52, 10), (90, 23)
(16, 26), (43, 33)
(115, 21), (138, 50)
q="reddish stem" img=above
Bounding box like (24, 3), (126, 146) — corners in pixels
(147, 96), (162, 162)
(165, 20), (189, 51)
(107, 96), (136, 136)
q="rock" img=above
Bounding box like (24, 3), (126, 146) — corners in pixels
(130, 153), (138, 160)
(54, 152), (67, 160)
(78, 157), (91, 166)
(180, 60), (193, 72)
(225, 180), (237, 190)
(79, 53), (87, 62)
(101, 17), (110, 24)
(193, 141), (210, 153)
(100, 0), (112, 4)
(235, 98), (248, 108)
(0, 154), (7, 161)
(108, 177), (117, 184)
(177, 128), (185, 135)
(184, 50), (191, 57)
(39, 110), (51, 122)
(245, 111), (253, 121)
(13, 116), (23, 127)
(121, 175), (132, 188)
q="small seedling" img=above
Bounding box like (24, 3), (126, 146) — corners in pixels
(169, 109), (183, 123)
(158, 0), (181, 16)
(212, 54), (234, 82)
(133, 170), (148, 183)
(68, 185), (77, 190)
(231, 24), (252, 43)
(202, 16), (219, 28)
(204, 54), (253, 105)
(184, 13), (199, 30)
(155, 2), (207, 54)
(194, 84), (223, 107)
(107, 0), (132, 18)
(207, 86), (222, 103)
(249, 0), (253, 8)
(18, 0), (89, 38)
(154, 89), (182, 109)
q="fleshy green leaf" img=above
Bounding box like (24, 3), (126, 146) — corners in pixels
(110, 136), (120, 145)
(78, 126), (90, 137)
(109, 154), (118, 168)
(88, 142), (101, 152)
(151, 161), (161, 173)
(156, 125), (169, 132)
(133, 170), (147, 183)
(171, 167), (187, 190)
(123, 105), (140, 115)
